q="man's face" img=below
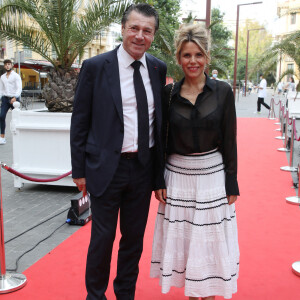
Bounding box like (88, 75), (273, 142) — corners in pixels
(122, 10), (156, 60)
(4, 63), (12, 72)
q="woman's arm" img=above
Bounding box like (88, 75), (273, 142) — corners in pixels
(221, 85), (240, 196)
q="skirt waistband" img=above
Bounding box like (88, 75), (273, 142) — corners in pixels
(182, 148), (218, 157)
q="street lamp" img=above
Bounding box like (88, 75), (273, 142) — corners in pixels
(244, 27), (265, 96)
(233, 1), (263, 99)
(206, 0), (211, 28)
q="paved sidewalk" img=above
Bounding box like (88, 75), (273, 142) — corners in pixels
(0, 89), (297, 274)
(0, 101), (79, 273)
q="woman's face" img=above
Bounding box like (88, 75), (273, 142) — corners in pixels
(178, 41), (208, 79)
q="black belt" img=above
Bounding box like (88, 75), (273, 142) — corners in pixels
(120, 152), (138, 159)
(121, 147), (154, 160)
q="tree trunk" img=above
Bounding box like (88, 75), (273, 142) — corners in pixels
(42, 68), (78, 112)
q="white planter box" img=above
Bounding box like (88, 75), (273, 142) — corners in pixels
(10, 103), (75, 188)
(287, 92), (300, 118)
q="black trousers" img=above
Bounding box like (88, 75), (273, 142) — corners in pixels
(86, 153), (154, 300)
(0, 96), (19, 135)
(257, 97), (270, 112)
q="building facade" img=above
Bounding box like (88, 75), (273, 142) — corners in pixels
(276, 0), (300, 85)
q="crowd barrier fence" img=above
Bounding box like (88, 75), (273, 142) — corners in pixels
(273, 94), (300, 277)
(0, 162), (72, 293)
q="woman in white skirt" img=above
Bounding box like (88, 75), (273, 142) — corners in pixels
(151, 23), (240, 300)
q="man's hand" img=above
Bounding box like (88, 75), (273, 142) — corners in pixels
(73, 178), (87, 196)
(154, 189), (167, 204)
(10, 97), (16, 104)
(227, 195), (237, 205)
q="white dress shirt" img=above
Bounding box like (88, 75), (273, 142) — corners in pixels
(117, 44), (155, 153)
(258, 78), (267, 98)
(0, 70), (22, 98)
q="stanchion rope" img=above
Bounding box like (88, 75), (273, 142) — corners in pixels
(272, 97), (281, 106)
(0, 162), (73, 272)
(280, 105), (287, 118)
(293, 119), (300, 142)
(0, 162), (71, 182)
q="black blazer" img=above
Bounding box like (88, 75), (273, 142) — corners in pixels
(70, 47), (167, 197)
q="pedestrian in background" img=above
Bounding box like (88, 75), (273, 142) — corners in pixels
(254, 74), (270, 114)
(277, 81), (283, 94)
(284, 76), (296, 93)
(248, 81), (253, 95)
(0, 59), (22, 145)
(211, 69), (218, 80)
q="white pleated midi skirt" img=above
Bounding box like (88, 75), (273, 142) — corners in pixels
(150, 150), (239, 299)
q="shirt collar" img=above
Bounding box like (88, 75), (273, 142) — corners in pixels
(2, 70), (15, 77)
(118, 43), (147, 69)
(172, 73), (215, 96)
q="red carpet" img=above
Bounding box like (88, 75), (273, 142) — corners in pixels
(2, 118), (300, 299)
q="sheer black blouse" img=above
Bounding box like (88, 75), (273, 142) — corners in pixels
(162, 75), (239, 196)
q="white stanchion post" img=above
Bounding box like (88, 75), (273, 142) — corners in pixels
(286, 164), (300, 205)
(275, 102), (285, 140)
(292, 261), (300, 276)
(274, 99), (281, 129)
(278, 108), (290, 152)
(0, 166), (27, 293)
(275, 99), (281, 125)
(268, 97), (276, 120)
(280, 117), (297, 172)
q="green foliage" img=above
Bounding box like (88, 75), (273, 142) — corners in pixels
(147, 0), (182, 80)
(0, 0), (129, 70)
(210, 8), (231, 43)
(152, 0), (180, 27)
(233, 19), (273, 82)
(209, 8), (233, 78)
(253, 30), (300, 87)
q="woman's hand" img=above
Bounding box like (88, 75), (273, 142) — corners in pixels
(227, 195), (237, 205)
(155, 189), (167, 204)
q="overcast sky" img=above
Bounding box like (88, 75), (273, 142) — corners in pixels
(181, 0), (280, 34)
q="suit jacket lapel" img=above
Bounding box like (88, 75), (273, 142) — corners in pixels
(104, 48), (123, 123)
(146, 55), (162, 133)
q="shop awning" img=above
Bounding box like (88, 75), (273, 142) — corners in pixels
(13, 59), (81, 72)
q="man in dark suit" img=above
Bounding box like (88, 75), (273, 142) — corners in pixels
(70, 4), (167, 300)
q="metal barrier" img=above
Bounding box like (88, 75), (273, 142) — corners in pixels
(292, 261), (300, 277)
(0, 167), (27, 293)
(268, 97), (276, 120)
(277, 108), (290, 152)
(0, 162), (72, 293)
(275, 101), (285, 140)
(280, 117), (298, 172)
(274, 99), (282, 126)
(286, 164), (300, 205)
(270, 103), (300, 278)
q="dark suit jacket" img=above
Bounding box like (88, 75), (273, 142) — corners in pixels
(70, 47), (167, 197)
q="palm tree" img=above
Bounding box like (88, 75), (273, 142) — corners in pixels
(253, 30), (300, 91)
(0, 0), (129, 111)
(148, 18), (183, 81)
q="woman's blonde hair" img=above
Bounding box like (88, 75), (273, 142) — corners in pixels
(175, 23), (211, 63)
